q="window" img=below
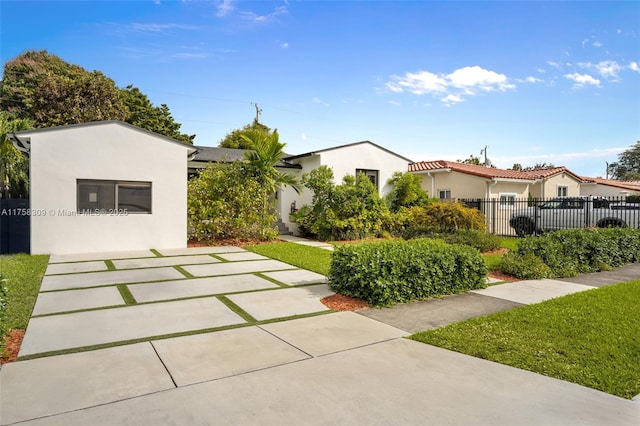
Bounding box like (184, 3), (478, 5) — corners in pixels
(438, 189), (451, 200)
(356, 169), (379, 191)
(557, 186), (568, 197)
(499, 193), (516, 209)
(77, 180), (152, 213)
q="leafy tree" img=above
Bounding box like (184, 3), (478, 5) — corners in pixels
(385, 171), (433, 212)
(241, 129), (302, 239)
(0, 50), (193, 143)
(219, 119), (272, 149)
(188, 161), (265, 242)
(120, 86), (194, 144)
(609, 141), (640, 181)
(457, 155), (482, 165)
(0, 112), (33, 198)
(510, 163), (523, 171)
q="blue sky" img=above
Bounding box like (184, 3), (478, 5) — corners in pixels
(1, 0), (639, 177)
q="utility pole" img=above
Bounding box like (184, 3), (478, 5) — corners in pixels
(606, 161), (609, 179)
(480, 145), (488, 166)
(252, 103), (262, 123)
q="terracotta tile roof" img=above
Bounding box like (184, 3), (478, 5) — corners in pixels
(409, 160), (584, 182)
(581, 177), (640, 191)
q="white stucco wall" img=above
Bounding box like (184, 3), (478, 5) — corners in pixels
(24, 122), (192, 255)
(278, 142), (410, 235)
(580, 183), (639, 197)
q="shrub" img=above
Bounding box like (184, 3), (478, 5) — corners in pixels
(402, 202), (486, 238)
(384, 171), (434, 212)
(626, 195), (640, 204)
(404, 229), (501, 252)
(188, 161), (275, 242)
(328, 239), (487, 307)
(500, 252), (551, 279)
(502, 228), (640, 278)
(293, 166), (393, 241)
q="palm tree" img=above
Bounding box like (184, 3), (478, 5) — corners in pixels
(241, 129), (302, 239)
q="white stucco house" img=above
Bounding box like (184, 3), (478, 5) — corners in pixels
(189, 140), (413, 234)
(11, 121), (196, 255)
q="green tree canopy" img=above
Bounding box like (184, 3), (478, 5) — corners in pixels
(0, 112), (33, 198)
(609, 142), (640, 181)
(0, 50), (193, 143)
(219, 119), (272, 149)
(385, 171), (433, 212)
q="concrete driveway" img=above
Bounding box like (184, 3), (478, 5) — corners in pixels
(1, 247), (638, 425)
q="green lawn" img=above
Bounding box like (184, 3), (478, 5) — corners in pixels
(246, 242), (332, 275)
(410, 280), (640, 399)
(0, 254), (49, 330)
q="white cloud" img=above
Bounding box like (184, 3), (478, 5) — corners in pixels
(628, 61), (640, 72)
(578, 60), (622, 80)
(388, 100), (401, 106)
(280, 42), (289, 49)
(130, 23), (198, 32)
(239, 5), (287, 23)
(547, 61), (562, 69)
(564, 72), (601, 88)
(516, 76), (543, 83)
(311, 97), (330, 107)
(300, 133), (307, 141)
(386, 66), (514, 106)
(215, 0), (235, 18)
(592, 41), (603, 48)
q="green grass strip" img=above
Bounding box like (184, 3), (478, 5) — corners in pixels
(104, 260), (116, 271)
(246, 242), (332, 275)
(217, 295), (257, 323)
(174, 265), (195, 278)
(0, 254), (49, 330)
(150, 249), (163, 257)
(410, 280), (640, 399)
(117, 285), (137, 305)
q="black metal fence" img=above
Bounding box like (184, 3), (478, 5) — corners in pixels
(0, 199), (31, 254)
(458, 196), (640, 237)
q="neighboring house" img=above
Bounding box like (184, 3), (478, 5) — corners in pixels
(409, 161), (585, 235)
(189, 140), (413, 234)
(10, 121), (196, 255)
(409, 160), (584, 202)
(580, 177), (640, 198)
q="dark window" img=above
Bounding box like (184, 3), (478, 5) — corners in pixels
(438, 189), (451, 200)
(77, 180), (152, 213)
(356, 169), (379, 191)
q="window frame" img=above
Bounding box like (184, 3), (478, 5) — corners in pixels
(498, 193), (517, 209)
(355, 169), (379, 191)
(557, 185), (568, 197)
(77, 179), (152, 214)
(438, 189), (451, 201)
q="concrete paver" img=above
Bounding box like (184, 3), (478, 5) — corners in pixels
(152, 326), (309, 386)
(11, 339), (638, 426)
(40, 267), (185, 291)
(19, 297), (245, 356)
(471, 279), (595, 305)
(263, 269), (327, 286)
(156, 246), (245, 256)
(182, 259), (296, 277)
(48, 250), (156, 263)
(215, 251), (269, 261)
(358, 292), (525, 333)
(559, 263), (640, 287)
(227, 284), (334, 320)
(111, 254), (220, 270)
(127, 274), (280, 303)
(279, 234), (334, 250)
(0, 343), (174, 425)
(44, 261), (108, 275)
(32, 287), (125, 315)
(260, 311), (407, 356)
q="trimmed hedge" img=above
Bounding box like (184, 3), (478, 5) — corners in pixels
(500, 228), (640, 278)
(328, 238), (487, 307)
(404, 229), (501, 253)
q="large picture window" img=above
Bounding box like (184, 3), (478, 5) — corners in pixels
(77, 180), (152, 213)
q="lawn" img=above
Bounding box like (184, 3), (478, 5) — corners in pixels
(410, 280), (640, 399)
(246, 242), (332, 275)
(0, 254), (49, 330)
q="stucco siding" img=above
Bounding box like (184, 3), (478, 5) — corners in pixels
(541, 173), (581, 198)
(27, 123), (190, 254)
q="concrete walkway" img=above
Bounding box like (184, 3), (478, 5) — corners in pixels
(1, 247), (639, 425)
